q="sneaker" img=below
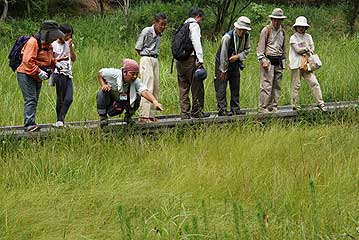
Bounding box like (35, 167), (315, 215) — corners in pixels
(191, 112), (210, 118)
(231, 109), (246, 115)
(27, 125), (41, 132)
(52, 121), (64, 128)
(318, 104), (327, 112)
(181, 113), (191, 120)
(218, 110), (233, 117)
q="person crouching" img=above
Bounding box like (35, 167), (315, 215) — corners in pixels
(96, 58), (163, 128)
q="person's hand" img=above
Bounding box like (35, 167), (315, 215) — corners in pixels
(57, 56), (69, 62)
(219, 71), (227, 81)
(195, 61), (203, 69)
(262, 58), (270, 70)
(101, 84), (111, 92)
(38, 70), (49, 81)
(67, 38), (73, 47)
(152, 100), (163, 111)
(229, 54), (239, 63)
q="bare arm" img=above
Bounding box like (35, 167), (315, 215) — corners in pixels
(141, 90), (163, 111)
(97, 72), (111, 92)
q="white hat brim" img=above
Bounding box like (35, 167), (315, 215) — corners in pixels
(293, 23), (310, 27)
(269, 15), (287, 19)
(234, 23), (251, 31)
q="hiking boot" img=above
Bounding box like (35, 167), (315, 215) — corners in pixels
(52, 121), (64, 128)
(191, 112), (210, 118)
(99, 115), (108, 128)
(26, 125), (41, 132)
(181, 113), (191, 120)
(218, 110), (233, 117)
(230, 109), (246, 115)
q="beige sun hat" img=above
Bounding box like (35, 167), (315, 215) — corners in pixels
(293, 16), (310, 28)
(269, 8), (287, 19)
(234, 16), (251, 31)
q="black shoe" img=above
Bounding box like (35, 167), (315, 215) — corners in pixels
(124, 113), (135, 124)
(191, 112), (210, 118)
(218, 110), (233, 116)
(181, 113), (191, 120)
(231, 109), (246, 115)
(99, 115), (108, 128)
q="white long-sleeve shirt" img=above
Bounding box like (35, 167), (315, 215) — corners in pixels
(184, 17), (204, 63)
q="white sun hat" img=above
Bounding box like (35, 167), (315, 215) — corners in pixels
(293, 16), (310, 28)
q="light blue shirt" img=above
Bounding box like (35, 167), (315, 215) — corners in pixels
(99, 67), (147, 106)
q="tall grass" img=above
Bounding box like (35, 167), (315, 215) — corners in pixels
(0, 121), (358, 239)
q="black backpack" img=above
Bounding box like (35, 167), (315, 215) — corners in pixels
(8, 34), (41, 72)
(171, 21), (195, 61)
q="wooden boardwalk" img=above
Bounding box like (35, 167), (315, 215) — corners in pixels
(0, 101), (357, 139)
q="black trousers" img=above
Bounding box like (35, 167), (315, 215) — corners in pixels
(54, 73), (73, 122)
(96, 89), (140, 118)
(214, 61), (241, 112)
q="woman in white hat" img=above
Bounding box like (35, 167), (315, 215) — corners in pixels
(289, 16), (326, 111)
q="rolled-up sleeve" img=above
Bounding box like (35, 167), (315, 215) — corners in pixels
(257, 28), (267, 61)
(135, 79), (148, 94)
(219, 35), (230, 72)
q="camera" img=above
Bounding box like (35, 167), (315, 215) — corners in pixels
(40, 66), (52, 77)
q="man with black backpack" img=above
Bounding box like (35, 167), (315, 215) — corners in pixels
(174, 7), (209, 119)
(214, 16), (251, 117)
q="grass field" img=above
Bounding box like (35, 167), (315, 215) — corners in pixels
(0, 2), (359, 239)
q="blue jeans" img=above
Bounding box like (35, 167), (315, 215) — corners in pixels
(17, 72), (42, 131)
(54, 73), (73, 122)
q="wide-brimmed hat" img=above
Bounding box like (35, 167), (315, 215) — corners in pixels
(39, 20), (64, 43)
(269, 8), (287, 19)
(194, 67), (207, 81)
(234, 16), (251, 31)
(293, 16), (310, 28)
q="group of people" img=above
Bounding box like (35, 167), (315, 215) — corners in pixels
(15, 7), (326, 132)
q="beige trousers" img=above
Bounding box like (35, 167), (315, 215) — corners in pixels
(139, 56), (160, 118)
(291, 68), (324, 107)
(259, 64), (283, 109)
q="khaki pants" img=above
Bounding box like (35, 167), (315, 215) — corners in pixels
(291, 68), (324, 107)
(139, 56), (160, 118)
(259, 64), (283, 109)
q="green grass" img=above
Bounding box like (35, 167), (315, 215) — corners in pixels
(0, 3), (359, 239)
(0, 121), (358, 239)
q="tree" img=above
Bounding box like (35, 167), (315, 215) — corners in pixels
(197, 0), (252, 34)
(1, 0), (9, 21)
(345, 0), (359, 35)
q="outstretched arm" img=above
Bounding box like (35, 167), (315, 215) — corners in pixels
(141, 90), (163, 111)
